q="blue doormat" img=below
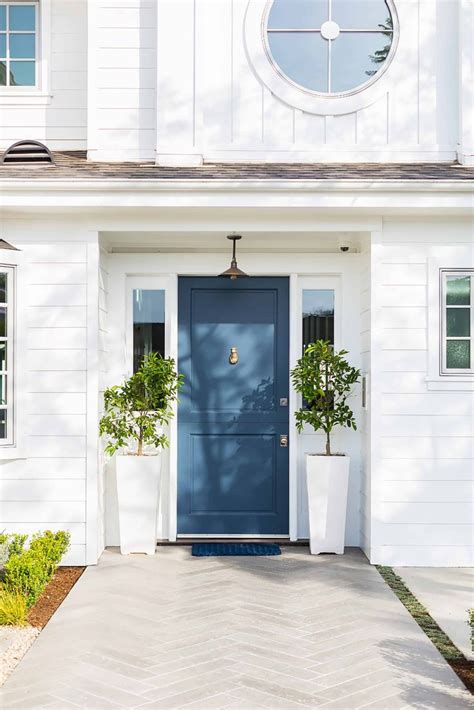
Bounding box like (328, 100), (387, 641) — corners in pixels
(192, 543), (281, 557)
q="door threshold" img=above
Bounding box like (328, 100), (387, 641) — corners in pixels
(158, 538), (307, 546)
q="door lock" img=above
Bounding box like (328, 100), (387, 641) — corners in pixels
(280, 434), (288, 448)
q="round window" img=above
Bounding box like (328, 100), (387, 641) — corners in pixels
(265, 0), (396, 96)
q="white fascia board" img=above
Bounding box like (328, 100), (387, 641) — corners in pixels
(0, 179), (472, 213)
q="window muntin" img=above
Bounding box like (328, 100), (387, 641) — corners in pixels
(0, 3), (37, 87)
(441, 271), (473, 375)
(266, 0), (395, 96)
(0, 267), (14, 444)
(132, 289), (165, 373)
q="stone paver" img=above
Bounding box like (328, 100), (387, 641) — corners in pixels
(1, 547), (472, 709)
(396, 566), (474, 661)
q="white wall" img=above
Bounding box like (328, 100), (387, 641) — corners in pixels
(88, 0), (157, 161)
(0, 0), (88, 151)
(0, 220), (104, 566)
(0, 238), (89, 565)
(370, 219), (474, 566)
(150, 0), (459, 164)
(1, 0), (470, 163)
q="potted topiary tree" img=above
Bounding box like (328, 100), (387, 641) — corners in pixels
(291, 340), (360, 555)
(99, 352), (183, 555)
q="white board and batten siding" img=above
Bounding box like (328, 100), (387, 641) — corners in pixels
(0, 239), (101, 566)
(370, 220), (474, 567)
(151, 0), (459, 164)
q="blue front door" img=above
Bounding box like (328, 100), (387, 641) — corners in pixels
(178, 277), (289, 535)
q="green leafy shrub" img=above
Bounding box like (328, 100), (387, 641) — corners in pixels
(3, 530), (70, 608)
(0, 533), (27, 567)
(29, 531), (70, 578)
(0, 590), (28, 626)
(100, 352), (183, 456)
(291, 340), (360, 456)
(7, 534), (28, 558)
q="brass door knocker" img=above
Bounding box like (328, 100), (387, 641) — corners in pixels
(229, 346), (239, 365)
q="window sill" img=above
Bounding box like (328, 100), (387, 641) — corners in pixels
(425, 377), (474, 392)
(0, 92), (52, 106)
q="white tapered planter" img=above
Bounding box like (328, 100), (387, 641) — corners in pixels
(306, 454), (350, 555)
(116, 454), (162, 555)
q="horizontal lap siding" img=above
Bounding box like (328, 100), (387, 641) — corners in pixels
(373, 224), (474, 566)
(0, 0), (87, 150)
(94, 1), (157, 160)
(0, 243), (89, 565)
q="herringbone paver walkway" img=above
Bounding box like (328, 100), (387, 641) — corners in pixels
(1, 547), (472, 709)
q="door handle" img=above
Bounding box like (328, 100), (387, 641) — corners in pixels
(280, 434), (288, 448)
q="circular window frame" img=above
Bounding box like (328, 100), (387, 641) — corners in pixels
(245, 0), (400, 116)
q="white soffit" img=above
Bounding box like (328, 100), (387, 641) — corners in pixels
(103, 231), (365, 254)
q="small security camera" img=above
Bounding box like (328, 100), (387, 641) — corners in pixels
(340, 245), (350, 253)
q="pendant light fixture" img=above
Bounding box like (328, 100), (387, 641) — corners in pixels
(218, 234), (249, 279)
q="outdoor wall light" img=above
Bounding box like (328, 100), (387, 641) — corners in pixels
(218, 234), (249, 279)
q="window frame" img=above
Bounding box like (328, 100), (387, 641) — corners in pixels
(264, 0), (398, 98)
(0, 1), (38, 88)
(440, 269), (474, 376)
(245, 0), (402, 116)
(0, 0), (51, 103)
(0, 265), (15, 445)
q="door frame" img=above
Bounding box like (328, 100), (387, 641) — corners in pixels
(107, 251), (355, 543)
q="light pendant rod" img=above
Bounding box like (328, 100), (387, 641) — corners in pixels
(218, 234), (249, 279)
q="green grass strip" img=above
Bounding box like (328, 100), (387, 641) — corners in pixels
(376, 565), (464, 661)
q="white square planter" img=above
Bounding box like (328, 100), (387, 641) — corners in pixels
(116, 454), (162, 555)
(306, 454), (350, 555)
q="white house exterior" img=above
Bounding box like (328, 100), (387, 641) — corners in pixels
(0, 0), (472, 568)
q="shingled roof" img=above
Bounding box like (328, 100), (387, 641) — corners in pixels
(0, 151), (473, 181)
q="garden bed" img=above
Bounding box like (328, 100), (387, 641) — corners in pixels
(0, 531), (84, 687)
(27, 566), (85, 629)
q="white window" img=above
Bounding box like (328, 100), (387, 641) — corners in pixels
(0, 2), (38, 88)
(0, 266), (15, 445)
(440, 270), (474, 375)
(265, 0), (397, 96)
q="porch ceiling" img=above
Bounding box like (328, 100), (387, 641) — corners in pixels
(101, 230), (367, 253)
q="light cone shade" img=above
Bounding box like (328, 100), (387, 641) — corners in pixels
(218, 263), (249, 279)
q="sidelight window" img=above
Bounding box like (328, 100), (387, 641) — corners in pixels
(441, 271), (474, 374)
(302, 289), (335, 352)
(132, 289), (165, 373)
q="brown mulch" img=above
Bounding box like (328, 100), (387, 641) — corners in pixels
(27, 567), (85, 629)
(450, 660), (474, 695)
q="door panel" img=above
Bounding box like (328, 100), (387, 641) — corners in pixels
(178, 277), (289, 535)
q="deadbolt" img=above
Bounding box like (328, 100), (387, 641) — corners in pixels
(279, 397), (288, 407)
(280, 434), (288, 448)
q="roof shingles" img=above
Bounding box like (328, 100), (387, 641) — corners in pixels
(0, 151), (473, 181)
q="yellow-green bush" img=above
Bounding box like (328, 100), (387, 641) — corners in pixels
(3, 530), (70, 608)
(0, 590), (28, 626)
